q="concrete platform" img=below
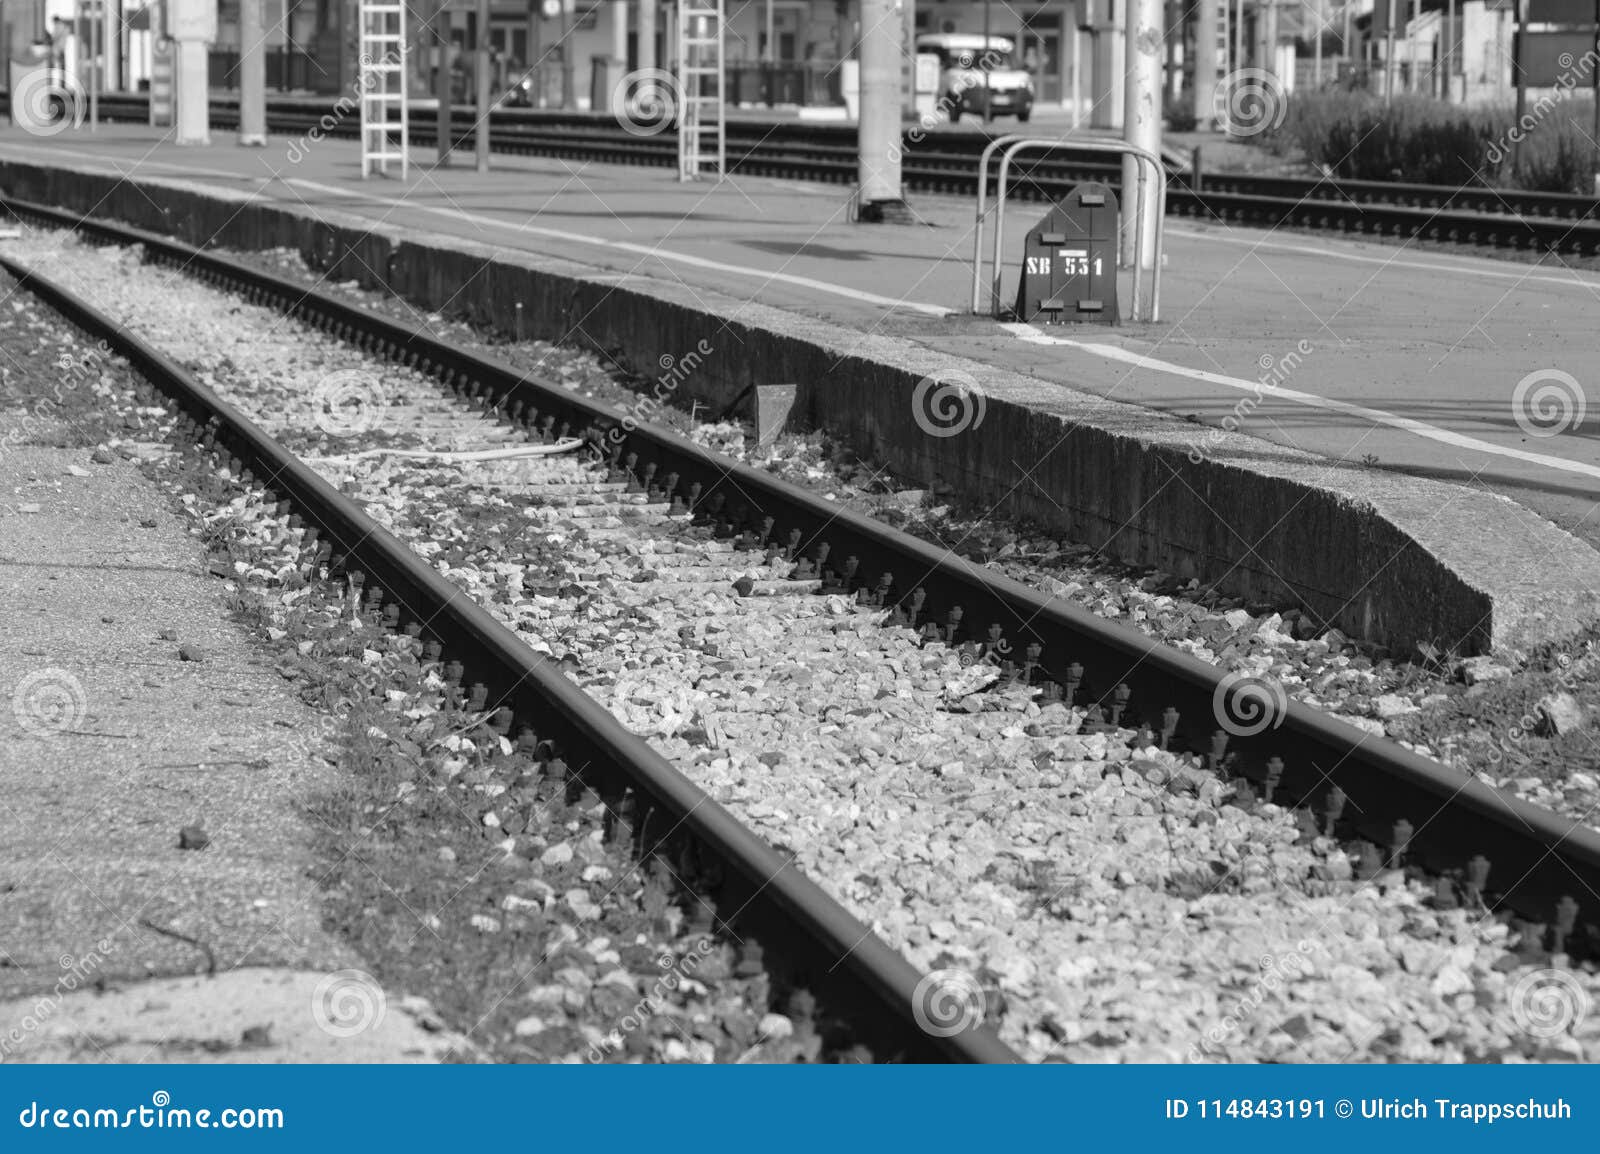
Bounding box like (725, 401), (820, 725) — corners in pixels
(2, 122), (1598, 656)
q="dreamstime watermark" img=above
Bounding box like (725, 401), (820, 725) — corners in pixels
(286, 47), (411, 164)
(16, 1091), (283, 1130)
(1511, 368), (1586, 438)
(1212, 672), (1288, 738)
(312, 369), (387, 436)
(1509, 968), (1591, 1039)
(13, 67), (86, 137)
(310, 968), (387, 1038)
(1485, 49), (1599, 167)
(611, 68), (681, 137)
(911, 370), (987, 438)
(911, 967), (986, 1038)
(1188, 340), (1313, 464)
(585, 937), (716, 1061)
(11, 668), (88, 737)
(1187, 941), (1317, 1060)
(1214, 68), (1288, 138)
(0, 940), (116, 1058)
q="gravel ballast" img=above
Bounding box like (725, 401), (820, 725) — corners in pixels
(232, 245), (1600, 829)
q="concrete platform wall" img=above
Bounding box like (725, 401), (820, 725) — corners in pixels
(0, 159), (1509, 655)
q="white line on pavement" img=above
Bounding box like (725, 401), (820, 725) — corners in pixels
(1002, 322), (1600, 482)
(279, 177), (956, 318)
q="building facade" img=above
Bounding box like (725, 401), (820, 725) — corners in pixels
(189, 1), (1103, 111)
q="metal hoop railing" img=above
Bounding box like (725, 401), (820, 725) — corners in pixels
(969, 137), (1167, 323)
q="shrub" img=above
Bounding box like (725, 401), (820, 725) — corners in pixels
(1262, 90), (1599, 194)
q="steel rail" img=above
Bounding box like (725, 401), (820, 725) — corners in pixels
(7, 197), (1596, 954)
(0, 237), (1021, 1065)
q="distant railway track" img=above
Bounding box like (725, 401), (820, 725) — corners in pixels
(6, 195), (1596, 973)
(8, 92), (1598, 257)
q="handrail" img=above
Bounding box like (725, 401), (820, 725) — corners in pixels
(967, 133), (1029, 313)
(972, 137), (1167, 323)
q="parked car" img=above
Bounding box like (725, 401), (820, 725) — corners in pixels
(916, 33), (1034, 123)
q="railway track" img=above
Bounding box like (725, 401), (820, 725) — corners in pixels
(4, 202), (1596, 1059)
(13, 92), (1600, 257)
(0, 220), (1020, 1065)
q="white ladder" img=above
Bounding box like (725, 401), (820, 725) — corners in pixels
(358, 0), (409, 179)
(676, 0), (725, 180)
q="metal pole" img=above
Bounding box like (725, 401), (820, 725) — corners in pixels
(560, 0), (573, 107)
(240, 0), (266, 145)
(1408, 0), (1418, 92)
(1123, 0), (1161, 284)
(1344, 1), (1352, 84)
(476, 0), (490, 171)
(102, 0), (118, 91)
(434, 2), (451, 164)
(1384, 0), (1396, 101)
(982, 0), (992, 123)
(857, 0), (904, 219)
(1443, 0), (1454, 100)
(1313, 0), (1323, 87)
(88, 0), (98, 129)
(527, 1), (542, 106)
(764, 0), (773, 62)
(1193, 0), (1216, 128)
(1512, 0), (1524, 173)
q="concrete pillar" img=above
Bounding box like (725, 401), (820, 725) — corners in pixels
(1122, 0), (1161, 272)
(611, 0), (627, 64)
(638, 0), (656, 72)
(102, 0), (121, 91)
(239, 0), (266, 145)
(1263, 0), (1278, 77)
(857, 0), (904, 220)
(175, 38), (209, 144)
(1192, 0), (1217, 128)
(1089, 16), (1124, 130)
